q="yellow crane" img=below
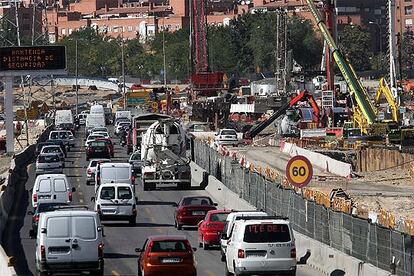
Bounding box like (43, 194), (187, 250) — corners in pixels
(375, 78), (400, 123)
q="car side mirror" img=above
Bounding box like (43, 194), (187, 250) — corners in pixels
(192, 247), (197, 252)
(221, 233), (227, 239)
(72, 187), (76, 192)
(213, 203), (218, 206)
(27, 211), (34, 215)
(91, 197), (95, 202)
(84, 138), (87, 141)
(135, 197), (138, 203)
(135, 248), (142, 253)
(97, 226), (105, 237)
(172, 202), (178, 207)
(40, 228), (47, 234)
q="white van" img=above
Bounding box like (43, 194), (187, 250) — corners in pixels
(35, 208), (104, 276)
(220, 211), (267, 261)
(90, 104), (105, 115)
(55, 110), (74, 130)
(32, 174), (75, 209)
(93, 183), (137, 225)
(86, 113), (106, 135)
(94, 162), (134, 192)
(225, 217), (296, 276)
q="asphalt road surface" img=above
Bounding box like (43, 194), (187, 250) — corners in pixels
(3, 127), (323, 276)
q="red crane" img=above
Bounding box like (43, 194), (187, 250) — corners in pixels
(190, 0), (224, 97)
(323, 0), (335, 91)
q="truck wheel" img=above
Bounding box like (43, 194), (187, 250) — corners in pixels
(91, 268), (104, 276)
(177, 183), (184, 190)
(36, 268), (48, 276)
(143, 181), (149, 191)
(184, 183), (191, 190)
(150, 183), (156, 191)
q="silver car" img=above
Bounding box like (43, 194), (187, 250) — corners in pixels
(40, 145), (65, 162)
(35, 154), (64, 175)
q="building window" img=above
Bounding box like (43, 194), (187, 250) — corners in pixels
(68, 29), (73, 34)
(406, 19), (413, 26)
(61, 29), (66, 35)
(114, 26), (118, 33)
(405, 5), (412, 15)
(128, 26), (133, 32)
(107, 27), (112, 32)
(122, 26), (126, 32)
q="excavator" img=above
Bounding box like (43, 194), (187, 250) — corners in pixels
(375, 78), (400, 123)
(244, 90), (320, 141)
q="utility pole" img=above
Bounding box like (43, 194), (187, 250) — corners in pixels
(121, 28), (126, 109)
(162, 16), (167, 87)
(75, 39), (79, 116)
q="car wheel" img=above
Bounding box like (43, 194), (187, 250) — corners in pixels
(224, 261), (233, 276)
(175, 220), (182, 230)
(36, 268), (48, 276)
(91, 268), (104, 276)
(221, 252), (226, 262)
(202, 237), (209, 250)
(177, 183), (184, 190)
(138, 266), (143, 276)
(86, 157), (89, 161)
(129, 216), (136, 226)
(288, 269), (297, 276)
(143, 181), (149, 191)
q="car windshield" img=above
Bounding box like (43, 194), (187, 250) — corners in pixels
(118, 187), (132, 199)
(150, 241), (189, 252)
(50, 132), (59, 139)
(130, 153), (140, 160)
(38, 155), (60, 163)
(210, 213), (229, 222)
(58, 132), (68, 139)
(89, 135), (103, 140)
(243, 224), (291, 243)
(100, 187), (115, 200)
(42, 147), (61, 154)
(182, 197), (212, 206)
(221, 130), (236, 136)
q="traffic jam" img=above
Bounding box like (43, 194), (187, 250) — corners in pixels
(29, 105), (298, 276)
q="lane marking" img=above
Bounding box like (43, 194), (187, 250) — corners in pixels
(205, 271), (216, 276)
(111, 270), (120, 276)
(79, 199), (84, 203)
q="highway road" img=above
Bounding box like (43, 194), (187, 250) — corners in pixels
(3, 127), (323, 276)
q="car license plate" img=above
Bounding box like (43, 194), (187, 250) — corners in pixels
(161, 258), (181, 264)
(102, 209), (116, 214)
(39, 195), (51, 199)
(192, 211), (205, 215)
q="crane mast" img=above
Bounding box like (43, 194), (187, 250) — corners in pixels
(306, 0), (377, 130)
(192, 0), (209, 73)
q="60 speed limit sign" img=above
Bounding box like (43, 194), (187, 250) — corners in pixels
(286, 155), (313, 188)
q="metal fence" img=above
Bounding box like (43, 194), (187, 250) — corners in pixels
(194, 140), (414, 276)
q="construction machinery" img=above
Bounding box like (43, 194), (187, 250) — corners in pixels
(244, 90), (320, 141)
(141, 118), (191, 191)
(306, 0), (380, 135)
(190, 0), (224, 97)
(375, 78), (400, 123)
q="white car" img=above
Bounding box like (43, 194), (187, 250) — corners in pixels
(35, 154), (64, 175)
(94, 162), (134, 192)
(86, 159), (111, 185)
(214, 129), (239, 147)
(115, 122), (131, 135)
(85, 133), (105, 147)
(92, 183), (137, 225)
(34, 208), (104, 276)
(225, 217), (296, 276)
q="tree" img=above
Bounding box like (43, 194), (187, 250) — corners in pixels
(288, 16), (323, 69)
(207, 25), (238, 74)
(400, 29), (414, 71)
(338, 25), (372, 71)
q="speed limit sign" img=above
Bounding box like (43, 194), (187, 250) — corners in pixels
(286, 155), (313, 188)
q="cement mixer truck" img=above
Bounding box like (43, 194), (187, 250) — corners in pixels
(141, 118), (191, 191)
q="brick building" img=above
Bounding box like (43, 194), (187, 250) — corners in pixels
(396, 0), (414, 34)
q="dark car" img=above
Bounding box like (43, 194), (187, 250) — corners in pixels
(28, 202), (69, 238)
(174, 196), (217, 230)
(136, 235), (197, 276)
(96, 137), (114, 158)
(45, 139), (67, 157)
(86, 140), (111, 161)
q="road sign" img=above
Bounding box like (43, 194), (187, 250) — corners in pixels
(286, 155), (313, 188)
(0, 46), (66, 72)
(16, 108), (38, 120)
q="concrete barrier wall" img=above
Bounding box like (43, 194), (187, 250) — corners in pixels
(192, 159), (393, 276)
(0, 125), (52, 276)
(281, 142), (352, 177)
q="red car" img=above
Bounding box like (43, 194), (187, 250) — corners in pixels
(96, 137), (114, 157)
(174, 196), (217, 230)
(198, 209), (231, 249)
(136, 235), (197, 276)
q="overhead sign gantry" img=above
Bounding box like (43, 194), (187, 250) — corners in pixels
(0, 45), (67, 153)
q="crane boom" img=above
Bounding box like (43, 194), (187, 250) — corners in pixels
(375, 78), (400, 123)
(305, 0), (377, 126)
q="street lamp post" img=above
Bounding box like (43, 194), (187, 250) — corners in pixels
(162, 17), (167, 87)
(121, 28), (126, 109)
(75, 39), (79, 117)
(369, 21), (383, 53)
